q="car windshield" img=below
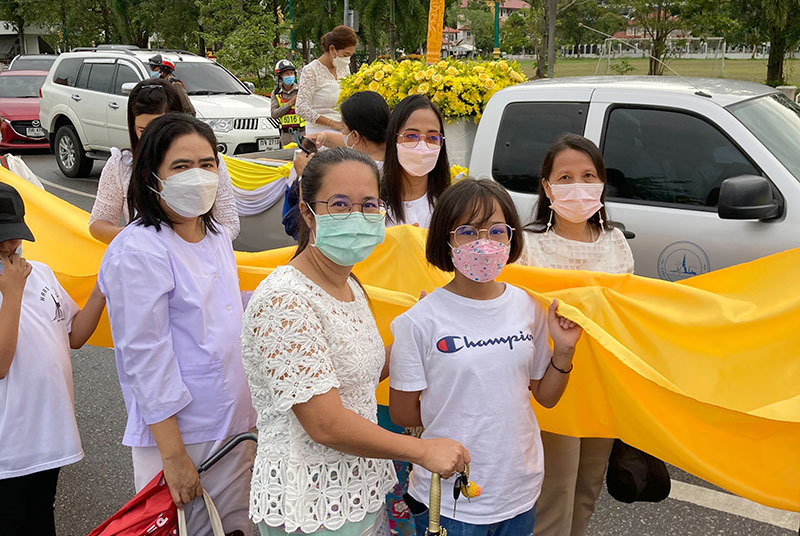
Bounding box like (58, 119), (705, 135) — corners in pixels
(0, 75), (45, 97)
(164, 62), (249, 95)
(729, 93), (800, 182)
(11, 57), (56, 71)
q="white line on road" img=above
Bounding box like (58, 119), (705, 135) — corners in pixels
(39, 177), (96, 199)
(670, 479), (800, 531)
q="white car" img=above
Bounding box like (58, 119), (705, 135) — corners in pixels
(39, 46), (281, 177)
(470, 76), (800, 280)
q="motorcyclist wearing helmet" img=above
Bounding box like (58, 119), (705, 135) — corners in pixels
(271, 59), (304, 147)
(148, 54), (196, 117)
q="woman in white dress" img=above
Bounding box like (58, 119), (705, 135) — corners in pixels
(295, 25), (357, 135)
(518, 133), (634, 536)
(241, 148), (469, 535)
(88, 79), (239, 244)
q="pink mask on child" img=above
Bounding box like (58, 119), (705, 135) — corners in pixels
(450, 238), (510, 283)
(548, 183), (604, 223)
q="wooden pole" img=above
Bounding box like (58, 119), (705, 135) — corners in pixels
(426, 0), (446, 64)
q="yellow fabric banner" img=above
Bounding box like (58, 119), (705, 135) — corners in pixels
(222, 154), (292, 191)
(3, 169), (798, 512)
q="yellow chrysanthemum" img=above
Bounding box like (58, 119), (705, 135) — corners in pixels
(409, 86), (418, 95)
(437, 60), (448, 69)
(485, 79), (495, 89)
(499, 60), (509, 71)
(369, 81), (380, 91)
(446, 66), (459, 76)
(432, 73), (443, 84)
(418, 82), (430, 94)
(478, 73), (489, 81)
(414, 71), (425, 81)
(473, 65), (485, 73)
(374, 70), (385, 81)
(383, 64), (394, 73)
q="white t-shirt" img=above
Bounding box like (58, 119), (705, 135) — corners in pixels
(0, 261), (83, 479)
(386, 194), (433, 228)
(389, 284), (551, 524)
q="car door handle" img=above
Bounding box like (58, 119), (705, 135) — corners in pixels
(611, 221), (636, 239)
(108, 101), (119, 110)
(622, 229), (635, 239)
(71, 94), (81, 102)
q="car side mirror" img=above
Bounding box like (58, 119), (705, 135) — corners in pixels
(121, 82), (137, 96)
(718, 175), (781, 220)
(244, 81), (255, 93)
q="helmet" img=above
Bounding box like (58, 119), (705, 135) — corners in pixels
(160, 60), (176, 73)
(148, 54), (163, 68)
(274, 59), (295, 77)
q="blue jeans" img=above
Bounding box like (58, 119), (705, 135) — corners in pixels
(412, 505), (536, 536)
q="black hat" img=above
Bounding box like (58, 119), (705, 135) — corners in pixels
(0, 183), (35, 242)
(148, 54), (163, 68)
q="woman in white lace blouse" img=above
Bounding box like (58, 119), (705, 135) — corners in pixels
(241, 148), (469, 536)
(295, 26), (357, 134)
(519, 134), (633, 536)
(88, 79), (239, 243)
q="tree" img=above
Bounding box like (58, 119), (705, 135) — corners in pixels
(527, 0), (580, 77)
(446, 0), (494, 56)
(557, 0), (627, 52)
(501, 12), (533, 54)
(616, 1), (688, 75)
(0, 1), (27, 55)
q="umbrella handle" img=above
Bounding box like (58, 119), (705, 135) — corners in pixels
(427, 472), (446, 535)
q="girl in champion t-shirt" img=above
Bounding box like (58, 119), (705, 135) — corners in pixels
(389, 178), (583, 535)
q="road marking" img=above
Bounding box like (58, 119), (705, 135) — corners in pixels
(38, 177), (97, 199)
(670, 479), (800, 531)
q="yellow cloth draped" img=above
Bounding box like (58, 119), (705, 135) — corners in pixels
(221, 154), (292, 191)
(3, 169), (798, 512)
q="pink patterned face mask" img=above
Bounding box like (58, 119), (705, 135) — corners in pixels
(450, 238), (510, 283)
(549, 183), (604, 223)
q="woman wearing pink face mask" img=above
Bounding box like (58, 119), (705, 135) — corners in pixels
(519, 133), (633, 536)
(382, 95), (452, 228)
(390, 178), (582, 534)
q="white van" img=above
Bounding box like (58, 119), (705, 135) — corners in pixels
(469, 76), (800, 280)
(39, 46), (281, 177)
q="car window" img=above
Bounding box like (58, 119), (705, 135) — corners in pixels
(76, 62), (91, 89)
(11, 57), (56, 71)
(492, 102), (589, 193)
(113, 63), (140, 95)
(0, 75), (45, 97)
(602, 107), (759, 208)
(53, 58), (83, 87)
(86, 63), (115, 93)
(729, 93), (800, 183)
(162, 61), (248, 95)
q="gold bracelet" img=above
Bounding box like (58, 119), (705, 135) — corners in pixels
(550, 357), (573, 374)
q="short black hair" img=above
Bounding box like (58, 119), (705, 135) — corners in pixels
(127, 79), (185, 153)
(127, 113), (219, 234)
(341, 91), (390, 144)
(382, 95), (451, 224)
(527, 133), (612, 233)
(426, 178), (523, 272)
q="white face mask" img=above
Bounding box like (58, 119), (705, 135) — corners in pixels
(150, 168), (219, 218)
(332, 51), (350, 69)
(343, 131), (356, 149)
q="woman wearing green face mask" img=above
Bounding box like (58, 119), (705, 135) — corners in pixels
(241, 148), (470, 535)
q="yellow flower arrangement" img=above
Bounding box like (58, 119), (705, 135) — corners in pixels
(339, 58), (528, 121)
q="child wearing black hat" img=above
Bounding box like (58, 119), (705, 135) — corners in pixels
(0, 182), (106, 536)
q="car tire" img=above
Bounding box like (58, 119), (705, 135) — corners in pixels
(55, 125), (93, 178)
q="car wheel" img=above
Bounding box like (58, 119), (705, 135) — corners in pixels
(55, 125), (93, 178)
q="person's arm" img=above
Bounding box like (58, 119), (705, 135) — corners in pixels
(0, 253), (31, 379)
(389, 388), (422, 427)
(68, 283), (106, 349)
(271, 92), (294, 118)
(293, 389), (466, 477)
(211, 157), (241, 240)
(89, 151), (127, 244)
(149, 416), (202, 507)
(295, 64), (320, 124)
(529, 299), (582, 408)
(380, 343), (392, 382)
(388, 314), (428, 427)
(305, 131), (345, 149)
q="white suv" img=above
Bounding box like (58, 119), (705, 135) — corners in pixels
(39, 46), (281, 177)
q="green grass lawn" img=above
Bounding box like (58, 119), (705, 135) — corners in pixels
(516, 57), (800, 87)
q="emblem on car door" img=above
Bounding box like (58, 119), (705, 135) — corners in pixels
(657, 241), (710, 282)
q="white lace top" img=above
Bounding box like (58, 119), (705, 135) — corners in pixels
(241, 265), (397, 533)
(88, 147), (241, 239)
(296, 59), (349, 128)
(520, 227), (634, 274)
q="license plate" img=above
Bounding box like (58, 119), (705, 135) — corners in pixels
(258, 137), (280, 151)
(26, 127), (45, 138)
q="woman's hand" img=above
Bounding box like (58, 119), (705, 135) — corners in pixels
(330, 120), (345, 132)
(293, 150), (314, 176)
(162, 451), (203, 508)
(305, 132), (327, 148)
(0, 253), (31, 298)
(548, 298), (583, 352)
(416, 438), (471, 479)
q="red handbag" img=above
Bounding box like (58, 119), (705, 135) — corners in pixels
(88, 471), (178, 536)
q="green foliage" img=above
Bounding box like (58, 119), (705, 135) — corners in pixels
(610, 58), (635, 74)
(557, 1), (627, 46)
(500, 12), (532, 54)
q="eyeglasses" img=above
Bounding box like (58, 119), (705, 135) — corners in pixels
(397, 131), (445, 149)
(310, 194), (387, 220)
(450, 224), (514, 246)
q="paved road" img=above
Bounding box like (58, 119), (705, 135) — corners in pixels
(14, 151), (799, 536)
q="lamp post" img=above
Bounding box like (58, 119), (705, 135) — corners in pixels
(289, 0), (295, 60)
(493, 1), (500, 59)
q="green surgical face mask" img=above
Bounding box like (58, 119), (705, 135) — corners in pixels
(310, 210), (385, 266)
